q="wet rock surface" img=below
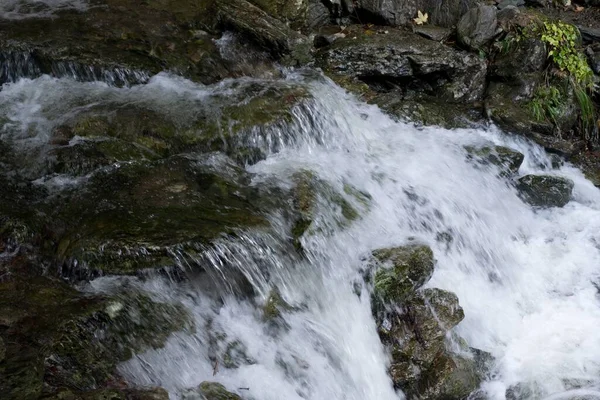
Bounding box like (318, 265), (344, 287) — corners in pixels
(318, 28), (487, 103)
(516, 174), (575, 208)
(367, 245), (489, 400)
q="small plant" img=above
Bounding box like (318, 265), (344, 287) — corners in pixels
(530, 85), (563, 124)
(537, 21), (594, 88)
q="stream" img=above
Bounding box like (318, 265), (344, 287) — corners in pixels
(3, 3), (600, 399)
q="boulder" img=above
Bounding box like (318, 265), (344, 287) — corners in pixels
(353, 0), (479, 28)
(371, 244), (435, 305)
(0, 259), (190, 399)
(516, 174), (574, 208)
(52, 155), (272, 276)
(457, 5), (498, 51)
(0, 0), (228, 85)
(377, 287), (485, 400)
(247, 0), (309, 30)
(306, 0), (332, 30)
(318, 28), (487, 102)
(44, 388), (170, 400)
(465, 145), (525, 176)
(216, 0), (312, 65)
(585, 45), (600, 75)
(579, 26), (600, 45)
(182, 382), (242, 400)
(497, 0), (524, 8)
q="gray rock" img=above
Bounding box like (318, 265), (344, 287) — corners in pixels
(586, 46), (600, 74)
(491, 38), (547, 78)
(497, 0), (524, 8)
(318, 29), (487, 102)
(516, 174), (574, 208)
(465, 145), (525, 176)
(457, 5), (498, 51)
(353, 0), (478, 28)
(307, 0), (331, 30)
(413, 25), (452, 42)
(497, 5), (520, 23)
(217, 0), (312, 65)
(579, 26), (600, 45)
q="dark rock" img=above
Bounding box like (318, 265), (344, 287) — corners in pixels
(413, 352), (481, 400)
(0, 260), (190, 399)
(371, 244), (435, 304)
(579, 26), (600, 45)
(491, 38), (547, 78)
(44, 388), (170, 400)
(524, 0), (549, 6)
(585, 46), (600, 74)
(516, 174), (574, 208)
(318, 28), (487, 102)
(217, 0), (312, 65)
(52, 155), (272, 276)
(0, 0), (229, 85)
(457, 5), (498, 51)
(497, 5), (520, 23)
(182, 382), (242, 400)
(353, 0), (479, 28)
(247, 0), (309, 30)
(373, 94), (484, 129)
(314, 32), (346, 48)
(497, 0), (524, 9)
(412, 25), (452, 42)
(465, 145), (525, 176)
(307, 0), (332, 30)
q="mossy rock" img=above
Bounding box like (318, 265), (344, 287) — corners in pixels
(0, 0), (228, 85)
(42, 387), (169, 400)
(412, 352), (481, 400)
(51, 83), (310, 168)
(222, 340), (255, 369)
(386, 288), (464, 367)
(52, 155), (270, 275)
(45, 293), (193, 390)
(182, 382), (241, 400)
(516, 174), (574, 208)
(0, 259), (188, 399)
(465, 145), (525, 177)
(290, 170), (361, 250)
(371, 244), (435, 305)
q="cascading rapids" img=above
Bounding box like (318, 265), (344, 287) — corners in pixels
(4, 70), (600, 400)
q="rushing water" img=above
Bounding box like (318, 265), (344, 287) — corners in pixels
(3, 68), (600, 400)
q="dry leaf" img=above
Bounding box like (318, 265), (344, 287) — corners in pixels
(574, 5), (584, 12)
(414, 10), (428, 25)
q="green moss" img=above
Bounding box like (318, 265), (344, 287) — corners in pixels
(263, 288), (292, 321)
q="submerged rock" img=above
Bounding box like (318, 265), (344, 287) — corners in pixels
(516, 174), (574, 208)
(371, 244), (435, 304)
(457, 5), (498, 51)
(465, 145), (525, 176)
(182, 382), (242, 400)
(290, 170), (361, 250)
(317, 28), (487, 102)
(53, 155), (271, 276)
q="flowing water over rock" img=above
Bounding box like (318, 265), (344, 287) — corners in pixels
(3, 69), (600, 400)
(0, 0), (88, 19)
